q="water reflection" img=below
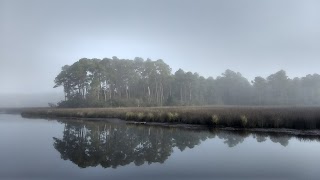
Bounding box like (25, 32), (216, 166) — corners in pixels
(215, 130), (320, 147)
(53, 120), (215, 168)
(215, 130), (292, 147)
(53, 120), (320, 169)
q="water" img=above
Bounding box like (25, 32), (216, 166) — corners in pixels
(1, 114), (320, 180)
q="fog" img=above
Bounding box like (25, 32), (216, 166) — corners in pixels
(0, 93), (64, 108)
(1, 0), (320, 107)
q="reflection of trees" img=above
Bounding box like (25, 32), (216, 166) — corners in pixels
(53, 121), (215, 168)
(211, 129), (320, 148)
(253, 133), (268, 143)
(216, 130), (291, 147)
(253, 132), (290, 146)
(269, 134), (290, 147)
(53, 120), (320, 169)
(214, 130), (250, 147)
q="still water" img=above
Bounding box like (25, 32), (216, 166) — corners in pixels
(0, 114), (320, 180)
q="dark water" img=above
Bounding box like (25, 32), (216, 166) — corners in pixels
(1, 114), (320, 180)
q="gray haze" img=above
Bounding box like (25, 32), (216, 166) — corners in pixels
(1, 0), (320, 106)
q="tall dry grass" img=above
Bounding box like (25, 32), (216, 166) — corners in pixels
(21, 106), (320, 129)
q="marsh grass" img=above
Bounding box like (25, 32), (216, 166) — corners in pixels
(21, 106), (320, 130)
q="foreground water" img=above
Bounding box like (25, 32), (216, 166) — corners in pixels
(0, 114), (320, 180)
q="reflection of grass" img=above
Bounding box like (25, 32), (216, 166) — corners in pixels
(21, 106), (320, 129)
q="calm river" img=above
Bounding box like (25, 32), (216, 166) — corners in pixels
(0, 114), (320, 180)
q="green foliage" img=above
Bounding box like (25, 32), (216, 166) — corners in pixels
(54, 57), (320, 108)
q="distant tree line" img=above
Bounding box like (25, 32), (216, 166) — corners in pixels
(54, 57), (320, 107)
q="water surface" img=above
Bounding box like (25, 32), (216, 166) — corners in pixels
(1, 114), (320, 180)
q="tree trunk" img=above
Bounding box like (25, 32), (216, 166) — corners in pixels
(104, 89), (107, 102)
(126, 86), (129, 99)
(148, 86), (151, 102)
(78, 84), (81, 95)
(97, 88), (100, 101)
(160, 83), (164, 106)
(189, 82), (192, 102)
(180, 87), (183, 104)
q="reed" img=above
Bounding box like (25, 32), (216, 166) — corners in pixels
(21, 106), (320, 130)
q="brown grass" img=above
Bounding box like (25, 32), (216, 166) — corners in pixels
(21, 106), (320, 129)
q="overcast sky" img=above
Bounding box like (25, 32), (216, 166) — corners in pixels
(1, 0), (320, 94)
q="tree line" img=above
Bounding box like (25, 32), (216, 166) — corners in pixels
(54, 57), (320, 107)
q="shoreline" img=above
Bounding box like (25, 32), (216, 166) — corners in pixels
(20, 113), (320, 137)
(21, 106), (320, 130)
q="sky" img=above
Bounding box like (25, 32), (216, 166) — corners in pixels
(1, 0), (320, 94)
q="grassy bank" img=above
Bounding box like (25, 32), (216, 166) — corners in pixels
(21, 106), (320, 130)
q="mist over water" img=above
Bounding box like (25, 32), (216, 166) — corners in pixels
(0, 92), (64, 108)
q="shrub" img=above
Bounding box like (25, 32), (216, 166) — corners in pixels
(137, 112), (144, 121)
(211, 115), (219, 125)
(167, 112), (179, 122)
(146, 113), (154, 121)
(240, 115), (248, 127)
(125, 112), (135, 120)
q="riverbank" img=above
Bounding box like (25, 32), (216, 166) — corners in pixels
(21, 106), (320, 130)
